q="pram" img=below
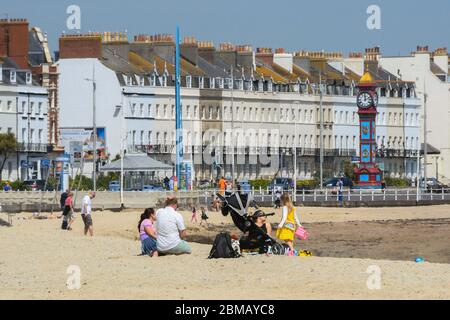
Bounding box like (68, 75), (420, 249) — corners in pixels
(216, 192), (289, 255)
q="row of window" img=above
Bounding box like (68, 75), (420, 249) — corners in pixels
(123, 74), (416, 99)
(21, 128), (45, 144)
(129, 102), (420, 127)
(128, 129), (419, 151)
(0, 100), (46, 116)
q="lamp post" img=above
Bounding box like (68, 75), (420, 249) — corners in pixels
(85, 65), (97, 191)
(319, 72), (324, 189)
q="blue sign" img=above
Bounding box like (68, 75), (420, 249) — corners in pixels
(41, 159), (51, 168)
(56, 153), (71, 162)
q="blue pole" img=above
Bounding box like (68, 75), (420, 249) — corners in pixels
(175, 26), (183, 190)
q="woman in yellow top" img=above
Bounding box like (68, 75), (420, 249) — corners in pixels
(276, 193), (302, 253)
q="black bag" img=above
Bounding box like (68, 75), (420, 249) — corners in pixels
(208, 232), (240, 259)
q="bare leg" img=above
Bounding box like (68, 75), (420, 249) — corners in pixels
(286, 240), (294, 252)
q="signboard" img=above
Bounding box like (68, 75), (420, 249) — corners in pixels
(60, 127), (107, 161)
(351, 155), (360, 163)
(69, 141), (83, 165)
(41, 159), (51, 168)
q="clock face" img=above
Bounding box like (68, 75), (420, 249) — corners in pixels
(372, 92), (379, 107)
(357, 92), (373, 108)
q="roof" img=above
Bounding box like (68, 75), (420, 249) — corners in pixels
(359, 71), (373, 83)
(430, 61), (446, 75)
(421, 143), (440, 155)
(100, 154), (173, 172)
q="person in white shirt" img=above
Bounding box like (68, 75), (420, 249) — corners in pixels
(81, 191), (96, 236)
(156, 197), (191, 255)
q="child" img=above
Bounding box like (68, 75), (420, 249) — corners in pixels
(138, 208), (158, 257)
(200, 207), (209, 226)
(276, 193), (302, 255)
(190, 206), (198, 223)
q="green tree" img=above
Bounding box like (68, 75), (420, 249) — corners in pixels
(343, 160), (357, 180)
(0, 133), (17, 178)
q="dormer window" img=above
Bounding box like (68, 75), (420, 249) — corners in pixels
(162, 75), (167, 87)
(258, 80), (263, 92)
(26, 72), (32, 84)
(150, 75), (156, 86)
(239, 79), (244, 91)
(217, 78), (224, 89)
(268, 80), (273, 92)
(199, 77), (204, 89)
(226, 78), (233, 89)
(186, 75), (192, 88)
(139, 76), (145, 86)
(10, 70), (16, 84)
(210, 77), (215, 89)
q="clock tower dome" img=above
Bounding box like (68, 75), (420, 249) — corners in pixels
(353, 70), (382, 189)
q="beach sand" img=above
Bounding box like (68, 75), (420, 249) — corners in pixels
(1, 205), (450, 299)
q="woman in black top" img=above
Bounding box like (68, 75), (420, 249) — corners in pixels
(239, 211), (273, 253)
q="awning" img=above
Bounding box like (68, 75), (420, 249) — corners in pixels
(421, 143), (440, 155)
(100, 153), (173, 172)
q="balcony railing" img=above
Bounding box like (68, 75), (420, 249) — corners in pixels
(17, 143), (51, 153)
(377, 148), (419, 158)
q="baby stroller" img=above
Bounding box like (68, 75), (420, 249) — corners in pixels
(216, 192), (289, 255)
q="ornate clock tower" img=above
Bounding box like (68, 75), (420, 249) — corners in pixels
(353, 71), (382, 189)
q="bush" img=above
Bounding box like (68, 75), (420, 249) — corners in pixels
(0, 180), (29, 191)
(297, 179), (319, 189)
(249, 179), (271, 189)
(384, 177), (410, 187)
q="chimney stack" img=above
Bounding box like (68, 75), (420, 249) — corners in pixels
(180, 36), (198, 66)
(198, 41), (215, 64)
(59, 33), (103, 59)
(0, 18), (29, 69)
(236, 44), (254, 69)
(256, 47), (273, 65)
(216, 42), (237, 68)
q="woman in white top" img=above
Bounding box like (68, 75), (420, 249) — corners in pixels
(276, 193), (302, 253)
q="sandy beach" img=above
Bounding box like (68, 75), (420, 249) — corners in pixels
(1, 205), (450, 299)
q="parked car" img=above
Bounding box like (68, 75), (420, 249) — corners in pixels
(268, 178), (294, 193)
(237, 179), (251, 194)
(322, 177), (354, 190)
(197, 179), (212, 189)
(23, 179), (54, 191)
(108, 180), (120, 192)
(142, 184), (165, 192)
(422, 178), (449, 193)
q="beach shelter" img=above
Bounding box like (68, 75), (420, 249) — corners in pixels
(100, 153), (173, 190)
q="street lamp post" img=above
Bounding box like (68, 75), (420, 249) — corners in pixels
(85, 65), (97, 191)
(319, 73), (324, 189)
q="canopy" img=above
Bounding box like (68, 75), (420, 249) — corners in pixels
(100, 153), (173, 172)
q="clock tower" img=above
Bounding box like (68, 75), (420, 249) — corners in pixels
(354, 71), (382, 189)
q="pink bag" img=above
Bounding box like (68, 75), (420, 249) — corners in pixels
(295, 226), (309, 240)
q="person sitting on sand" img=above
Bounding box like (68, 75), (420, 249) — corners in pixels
(138, 208), (158, 257)
(156, 197), (192, 255)
(276, 193), (302, 255)
(239, 210), (272, 253)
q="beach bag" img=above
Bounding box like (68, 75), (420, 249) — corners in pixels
(295, 226), (309, 240)
(208, 232), (240, 259)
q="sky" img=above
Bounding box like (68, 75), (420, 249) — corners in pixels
(1, 0), (449, 57)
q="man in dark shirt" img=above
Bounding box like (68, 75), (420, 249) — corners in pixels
(60, 189), (69, 211)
